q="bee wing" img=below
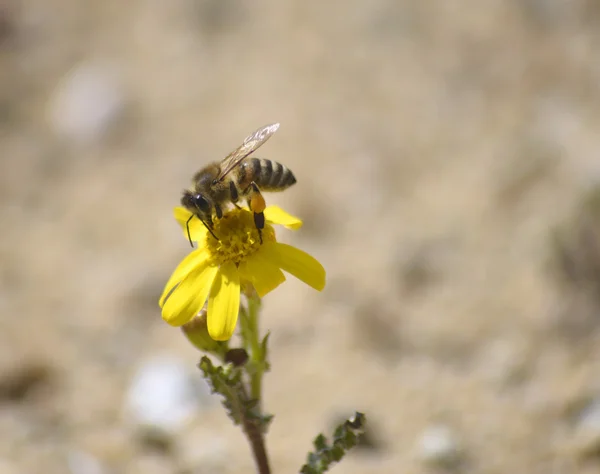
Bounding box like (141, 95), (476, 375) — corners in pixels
(216, 123), (280, 181)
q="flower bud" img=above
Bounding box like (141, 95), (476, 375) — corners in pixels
(182, 309), (227, 355)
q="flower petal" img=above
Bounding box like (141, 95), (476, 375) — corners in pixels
(239, 249), (286, 298)
(159, 248), (209, 307)
(263, 242), (326, 291)
(174, 207), (208, 242)
(264, 206), (303, 230)
(162, 263), (219, 326)
(207, 262), (240, 341)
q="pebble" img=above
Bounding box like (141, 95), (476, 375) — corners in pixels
(48, 61), (126, 144)
(124, 355), (213, 436)
(416, 424), (462, 468)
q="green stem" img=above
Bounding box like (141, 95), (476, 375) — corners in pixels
(240, 384), (271, 474)
(240, 291), (271, 473)
(247, 294), (264, 402)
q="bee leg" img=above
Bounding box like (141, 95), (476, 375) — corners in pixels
(247, 182), (266, 244)
(229, 181), (243, 209)
(229, 181), (239, 203)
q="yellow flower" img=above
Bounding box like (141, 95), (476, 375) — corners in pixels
(159, 206), (326, 341)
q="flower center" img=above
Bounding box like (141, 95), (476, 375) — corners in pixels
(205, 208), (275, 266)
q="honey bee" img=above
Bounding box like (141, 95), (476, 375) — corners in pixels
(181, 123), (296, 246)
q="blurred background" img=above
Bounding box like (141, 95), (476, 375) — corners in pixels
(3, 0), (600, 473)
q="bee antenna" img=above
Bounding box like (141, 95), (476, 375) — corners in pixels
(186, 215), (195, 248)
(187, 213), (220, 244)
(203, 222), (219, 241)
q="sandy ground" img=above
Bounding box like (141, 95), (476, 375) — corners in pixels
(3, 0), (600, 473)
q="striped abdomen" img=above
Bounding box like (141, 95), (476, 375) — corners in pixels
(241, 158), (296, 191)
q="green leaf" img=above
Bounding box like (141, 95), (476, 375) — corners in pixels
(197, 356), (274, 434)
(300, 412), (366, 474)
(198, 356), (245, 425)
(260, 331), (271, 370)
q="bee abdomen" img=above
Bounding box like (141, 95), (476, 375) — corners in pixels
(250, 158), (296, 191)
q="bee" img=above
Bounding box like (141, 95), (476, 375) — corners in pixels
(181, 123), (296, 246)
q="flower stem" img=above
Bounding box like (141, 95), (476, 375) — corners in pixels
(244, 289), (271, 474)
(199, 355), (271, 474)
(241, 393), (271, 474)
(247, 294), (264, 402)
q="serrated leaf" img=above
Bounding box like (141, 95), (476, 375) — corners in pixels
(197, 356), (246, 426)
(314, 434), (328, 451)
(261, 331), (271, 358)
(299, 412), (366, 474)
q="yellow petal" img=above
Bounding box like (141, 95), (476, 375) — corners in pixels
(264, 206), (303, 230)
(159, 248), (209, 307)
(174, 207), (208, 242)
(264, 242), (326, 291)
(162, 263), (219, 326)
(207, 262), (240, 341)
(239, 249), (286, 298)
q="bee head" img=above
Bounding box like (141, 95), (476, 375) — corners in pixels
(181, 190), (211, 215)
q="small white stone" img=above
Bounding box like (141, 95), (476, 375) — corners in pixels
(417, 424), (461, 467)
(49, 61), (125, 144)
(124, 355), (212, 436)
